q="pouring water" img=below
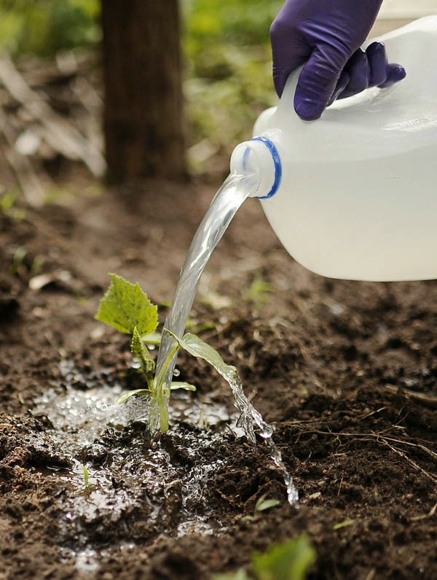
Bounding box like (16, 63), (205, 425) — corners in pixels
(154, 169), (299, 507)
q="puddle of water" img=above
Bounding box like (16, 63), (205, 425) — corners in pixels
(33, 349), (298, 577)
(33, 364), (241, 553)
(60, 544), (135, 576)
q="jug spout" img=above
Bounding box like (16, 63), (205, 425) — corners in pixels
(230, 137), (282, 199)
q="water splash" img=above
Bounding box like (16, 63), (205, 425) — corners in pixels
(221, 368), (299, 507)
(154, 172), (299, 507)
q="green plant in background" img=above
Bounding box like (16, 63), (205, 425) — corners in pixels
(182, 0), (282, 58)
(96, 273), (242, 433)
(242, 274), (273, 311)
(0, 0), (100, 56)
(0, 188), (26, 221)
(213, 535), (316, 580)
(182, 0), (282, 166)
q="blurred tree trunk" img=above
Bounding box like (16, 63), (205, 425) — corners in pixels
(101, 0), (187, 182)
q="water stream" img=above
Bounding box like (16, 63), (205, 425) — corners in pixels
(155, 172), (299, 507)
(155, 172), (251, 391)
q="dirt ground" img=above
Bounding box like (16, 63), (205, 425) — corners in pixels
(1, 158), (437, 580)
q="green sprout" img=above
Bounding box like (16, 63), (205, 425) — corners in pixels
(241, 274), (273, 310)
(82, 465), (90, 490)
(242, 494), (281, 523)
(0, 188), (26, 221)
(213, 534), (316, 580)
(95, 273), (238, 432)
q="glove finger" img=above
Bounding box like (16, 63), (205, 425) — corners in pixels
(294, 44), (348, 120)
(327, 70), (350, 106)
(271, 20), (310, 97)
(272, 66), (290, 98)
(367, 42), (388, 86)
(337, 49), (370, 99)
(378, 63), (407, 88)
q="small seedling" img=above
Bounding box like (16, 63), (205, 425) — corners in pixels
(96, 273), (239, 433)
(241, 274), (273, 311)
(213, 534), (316, 580)
(82, 465), (91, 490)
(242, 494), (280, 522)
(332, 519), (356, 531)
(254, 494), (281, 513)
(0, 188), (26, 221)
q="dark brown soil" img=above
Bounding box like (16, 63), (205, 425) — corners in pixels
(1, 173), (437, 580)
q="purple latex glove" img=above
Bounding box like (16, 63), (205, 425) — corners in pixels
(271, 0), (406, 120)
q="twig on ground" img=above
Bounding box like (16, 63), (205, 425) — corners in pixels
(0, 54), (106, 178)
(410, 502), (437, 522)
(0, 108), (45, 207)
(384, 384), (437, 408)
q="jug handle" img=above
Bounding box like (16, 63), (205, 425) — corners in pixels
(276, 67), (319, 124)
(276, 64), (397, 121)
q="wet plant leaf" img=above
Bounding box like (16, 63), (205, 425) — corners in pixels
(166, 330), (238, 383)
(143, 331), (161, 345)
(170, 382), (197, 391)
(131, 326), (155, 379)
(117, 389), (151, 405)
(95, 273), (158, 335)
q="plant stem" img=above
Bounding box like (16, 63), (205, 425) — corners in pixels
(151, 341), (180, 432)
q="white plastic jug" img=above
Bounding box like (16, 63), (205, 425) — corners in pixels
(230, 16), (437, 282)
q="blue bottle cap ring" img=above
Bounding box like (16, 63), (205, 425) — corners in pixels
(250, 136), (282, 199)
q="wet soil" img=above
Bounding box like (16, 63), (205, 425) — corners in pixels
(1, 174), (437, 580)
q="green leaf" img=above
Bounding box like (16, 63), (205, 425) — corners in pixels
(142, 331), (161, 345)
(131, 326), (155, 379)
(170, 382), (197, 391)
(117, 389), (151, 405)
(333, 519), (356, 531)
(95, 273), (158, 336)
(254, 494), (280, 513)
(82, 465), (90, 488)
(253, 535), (316, 580)
(166, 330), (238, 383)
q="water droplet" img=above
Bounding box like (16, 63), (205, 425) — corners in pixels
(131, 358), (142, 370)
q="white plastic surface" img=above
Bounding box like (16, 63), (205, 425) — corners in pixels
(251, 16), (437, 281)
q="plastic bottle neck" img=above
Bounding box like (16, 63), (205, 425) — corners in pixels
(230, 137), (282, 199)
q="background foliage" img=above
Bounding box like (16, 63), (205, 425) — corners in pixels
(0, 0), (100, 56)
(0, 0), (282, 169)
(182, 0), (281, 165)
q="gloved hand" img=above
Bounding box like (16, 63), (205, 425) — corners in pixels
(271, 0), (406, 120)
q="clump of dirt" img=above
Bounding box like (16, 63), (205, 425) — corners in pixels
(2, 178), (437, 580)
